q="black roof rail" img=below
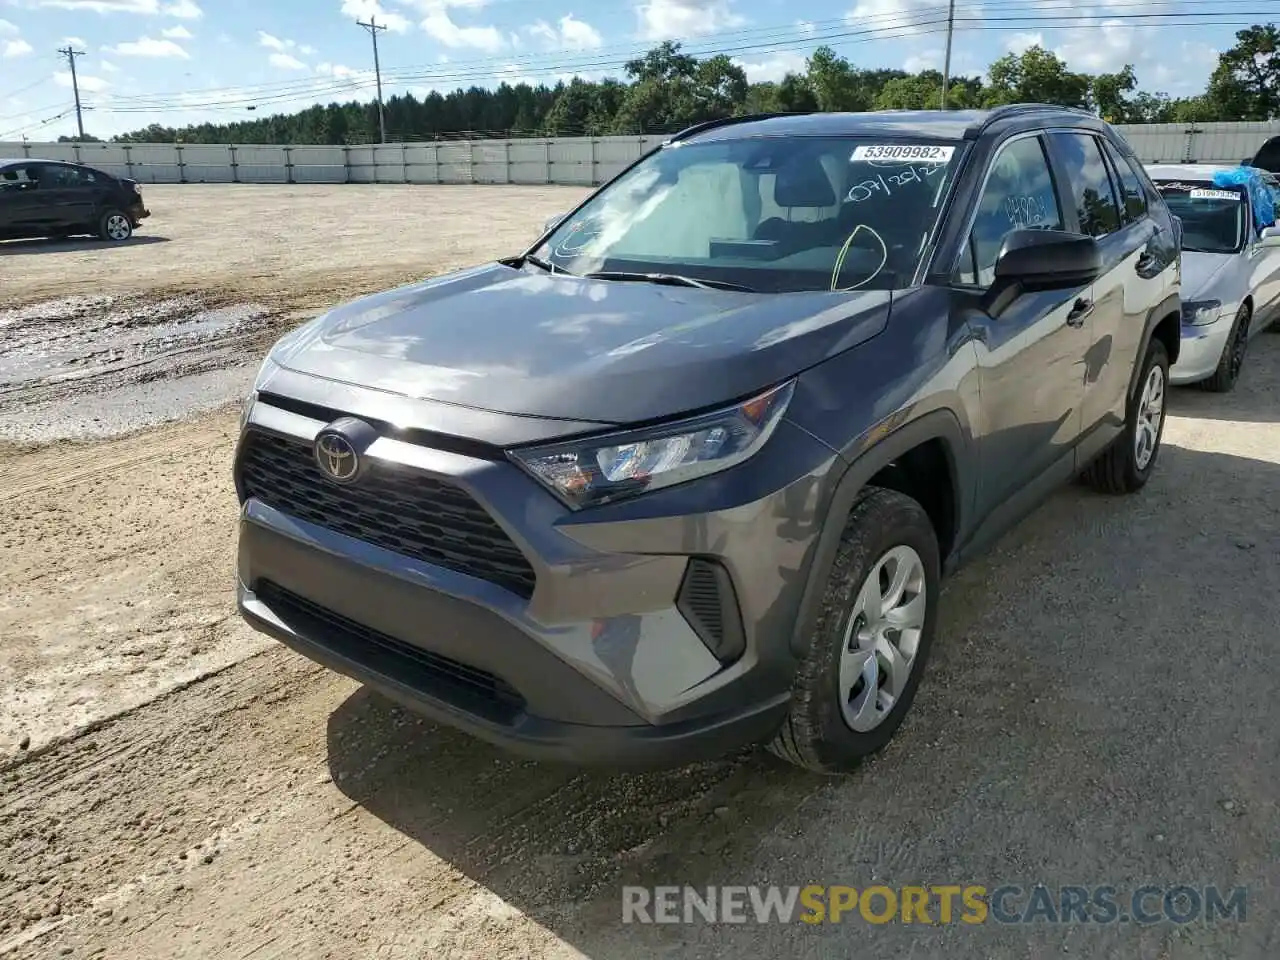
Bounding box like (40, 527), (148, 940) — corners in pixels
(968, 102), (1099, 137)
(664, 112), (809, 143)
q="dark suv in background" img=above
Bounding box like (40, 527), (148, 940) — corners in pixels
(234, 105), (1181, 774)
(0, 158), (149, 242)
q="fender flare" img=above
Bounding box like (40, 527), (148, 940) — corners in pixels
(787, 408), (969, 659)
(1127, 292), (1180, 405)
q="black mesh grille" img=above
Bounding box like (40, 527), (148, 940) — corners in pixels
(257, 582), (524, 722)
(680, 563), (725, 641)
(238, 430), (536, 598)
(676, 558), (745, 663)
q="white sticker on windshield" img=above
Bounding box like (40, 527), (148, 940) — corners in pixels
(1189, 188), (1240, 200)
(852, 144), (955, 164)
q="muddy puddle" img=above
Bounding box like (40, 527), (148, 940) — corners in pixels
(0, 294), (293, 444)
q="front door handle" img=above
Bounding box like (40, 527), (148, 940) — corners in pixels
(1066, 298), (1093, 327)
(1136, 252), (1156, 273)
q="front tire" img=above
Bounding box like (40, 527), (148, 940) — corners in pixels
(768, 487), (941, 774)
(98, 210), (133, 242)
(1200, 305), (1250, 393)
(1083, 337), (1169, 494)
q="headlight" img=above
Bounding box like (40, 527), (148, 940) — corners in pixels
(509, 380), (796, 509)
(240, 355), (280, 430)
(1181, 299), (1223, 326)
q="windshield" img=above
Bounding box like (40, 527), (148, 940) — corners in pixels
(1154, 180), (1246, 254)
(532, 137), (967, 293)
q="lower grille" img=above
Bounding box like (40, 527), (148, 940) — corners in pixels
(237, 429), (536, 598)
(676, 559), (746, 663)
(258, 582), (525, 722)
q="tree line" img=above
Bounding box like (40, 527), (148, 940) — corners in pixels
(89, 25), (1280, 146)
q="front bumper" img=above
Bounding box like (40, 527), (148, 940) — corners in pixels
(1170, 320), (1231, 384)
(235, 390), (840, 766)
(128, 201), (151, 223)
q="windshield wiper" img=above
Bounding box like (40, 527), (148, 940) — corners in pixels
(502, 253), (573, 276)
(583, 271), (755, 293)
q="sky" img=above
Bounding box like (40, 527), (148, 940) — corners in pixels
(0, 0), (1251, 141)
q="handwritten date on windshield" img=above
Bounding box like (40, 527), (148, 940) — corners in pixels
(846, 163), (945, 204)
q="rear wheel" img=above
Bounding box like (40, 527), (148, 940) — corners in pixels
(98, 210), (133, 242)
(767, 487), (940, 774)
(1084, 337), (1169, 494)
(1200, 305), (1250, 392)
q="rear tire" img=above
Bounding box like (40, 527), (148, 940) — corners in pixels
(98, 210), (133, 242)
(1200, 305), (1250, 393)
(1083, 337), (1169, 494)
(767, 487), (941, 775)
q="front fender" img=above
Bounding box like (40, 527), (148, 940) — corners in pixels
(787, 409), (970, 659)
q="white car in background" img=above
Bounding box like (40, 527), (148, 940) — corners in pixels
(1147, 163), (1280, 391)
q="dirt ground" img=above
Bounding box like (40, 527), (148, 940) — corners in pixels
(1, 187), (1278, 959)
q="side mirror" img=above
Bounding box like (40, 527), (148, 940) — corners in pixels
(993, 229), (1102, 290)
(1259, 225), (1280, 246)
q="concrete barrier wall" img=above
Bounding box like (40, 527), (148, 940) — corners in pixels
(2, 124), (1276, 185)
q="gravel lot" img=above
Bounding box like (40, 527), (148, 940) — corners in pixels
(1, 186), (1278, 959)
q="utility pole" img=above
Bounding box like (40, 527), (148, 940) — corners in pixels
(59, 45), (87, 139)
(357, 15), (388, 144)
(940, 0), (956, 110)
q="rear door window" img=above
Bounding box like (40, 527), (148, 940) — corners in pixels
(1048, 132), (1123, 237)
(1101, 140), (1147, 224)
(0, 165), (38, 192)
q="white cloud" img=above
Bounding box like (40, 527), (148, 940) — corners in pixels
(797, 19), (815, 35)
(736, 50), (807, 82)
(636, 0), (745, 41)
(0, 18), (17, 33)
(1146, 41), (1217, 94)
(22, 0), (199, 12)
(161, 24), (192, 38)
(1054, 20), (1135, 73)
(1005, 31), (1045, 55)
(299, 44), (316, 55)
(421, 6), (506, 52)
(526, 13), (602, 50)
(315, 61), (372, 81)
(100, 58), (120, 71)
(63, 36), (88, 46)
(258, 31), (289, 50)
(269, 51), (308, 70)
(903, 49), (942, 72)
(56, 69), (109, 91)
(164, 0), (202, 17)
(845, 0), (937, 38)
(108, 35), (190, 58)
(340, 0), (411, 33)
(3, 38), (34, 57)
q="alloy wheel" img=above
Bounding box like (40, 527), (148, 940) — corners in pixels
(1134, 363), (1164, 471)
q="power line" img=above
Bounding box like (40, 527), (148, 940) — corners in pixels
(0, 106), (76, 141)
(357, 15), (389, 144)
(57, 45), (87, 139)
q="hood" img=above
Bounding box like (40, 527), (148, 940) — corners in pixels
(273, 262), (895, 424)
(1180, 251), (1234, 301)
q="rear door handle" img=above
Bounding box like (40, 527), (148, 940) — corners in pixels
(1066, 298), (1093, 327)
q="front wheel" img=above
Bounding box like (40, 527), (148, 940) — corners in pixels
(1083, 337), (1169, 494)
(1200, 305), (1250, 393)
(98, 210), (133, 242)
(767, 487), (941, 774)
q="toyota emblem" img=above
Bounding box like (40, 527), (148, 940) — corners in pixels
(314, 430), (360, 483)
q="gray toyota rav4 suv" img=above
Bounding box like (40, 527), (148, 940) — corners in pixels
(235, 105), (1181, 773)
